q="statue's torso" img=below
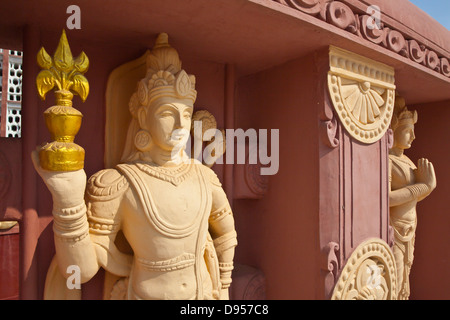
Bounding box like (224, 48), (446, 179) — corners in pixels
(389, 154), (417, 239)
(118, 162), (213, 299)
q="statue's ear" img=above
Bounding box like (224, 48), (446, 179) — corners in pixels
(137, 107), (148, 130)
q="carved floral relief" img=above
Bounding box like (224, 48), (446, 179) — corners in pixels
(332, 238), (397, 300)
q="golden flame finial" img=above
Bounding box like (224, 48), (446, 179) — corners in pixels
(36, 30), (89, 171)
(36, 29), (89, 106)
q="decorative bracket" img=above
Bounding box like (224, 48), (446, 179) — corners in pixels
(327, 46), (395, 144)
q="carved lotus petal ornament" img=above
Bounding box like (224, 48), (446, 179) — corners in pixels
(332, 238), (397, 300)
(328, 46), (395, 144)
(175, 70), (193, 98)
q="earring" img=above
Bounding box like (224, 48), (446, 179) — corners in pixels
(134, 129), (152, 152)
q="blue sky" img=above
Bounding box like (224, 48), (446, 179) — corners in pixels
(408, 0), (450, 30)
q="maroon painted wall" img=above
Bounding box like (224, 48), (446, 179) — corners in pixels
(408, 100), (450, 300)
(233, 54), (320, 299)
(0, 224), (20, 300)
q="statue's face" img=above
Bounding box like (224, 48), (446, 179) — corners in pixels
(148, 97), (193, 152)
(394, 122), (415, 150)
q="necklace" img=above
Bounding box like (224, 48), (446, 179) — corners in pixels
(135, 161), (195, 186)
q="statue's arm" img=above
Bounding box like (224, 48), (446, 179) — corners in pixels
(33, 148), (129, 283)
(207, 170), (237, 298)
(31, 151), (97, 282)
(389, 158), (437, 207)
(54, 168), (130, 283)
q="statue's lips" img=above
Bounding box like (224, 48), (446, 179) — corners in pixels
(170, 131), (190, 141)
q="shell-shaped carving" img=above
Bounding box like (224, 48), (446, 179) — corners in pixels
(328, 47), (395, 144)
(339, 79), (385, 125)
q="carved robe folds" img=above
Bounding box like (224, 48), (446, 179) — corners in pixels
(85, 161), (237, 300)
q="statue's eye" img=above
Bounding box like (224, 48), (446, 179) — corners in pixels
(183, 111), (191, 119)
(160, 110), (174, 117)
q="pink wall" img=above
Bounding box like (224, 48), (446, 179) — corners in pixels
(233, 54), (320, 299)
(408, 100), (450, 300)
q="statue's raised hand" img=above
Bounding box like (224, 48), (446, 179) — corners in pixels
(415, 158), (437, 191)
(31, 149), (87, 210)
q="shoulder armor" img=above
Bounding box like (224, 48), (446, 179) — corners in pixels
(201, 165), (222, 187)
(87, 168), (129, 201)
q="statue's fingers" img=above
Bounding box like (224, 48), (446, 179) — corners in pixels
(428, 162), (436, 177)
(418, 158), (424, 170)
(421, 159), (428, 169)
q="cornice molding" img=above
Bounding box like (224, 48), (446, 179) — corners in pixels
(274, 0), (450, 79)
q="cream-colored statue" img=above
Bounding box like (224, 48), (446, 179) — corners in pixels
(33, 33), (237, 300)
(389, 96), (436, 300)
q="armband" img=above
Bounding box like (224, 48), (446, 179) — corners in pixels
(213, 230), (238, 254)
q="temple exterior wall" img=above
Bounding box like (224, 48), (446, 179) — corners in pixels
(0, 0), (448, 300)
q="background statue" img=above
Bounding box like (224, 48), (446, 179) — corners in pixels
(33, 33), (237, 300)
(389, 96), (436, 300)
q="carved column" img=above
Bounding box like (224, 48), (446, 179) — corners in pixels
(319, 46), (397, 299)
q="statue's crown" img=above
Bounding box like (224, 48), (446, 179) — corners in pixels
(391, 96), (417, 131)
(130, 33), (197, 117)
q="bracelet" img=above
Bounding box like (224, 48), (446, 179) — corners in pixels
(53, 202), (86, 216)
(221, 278), (232, 289)
(407, 183), (430, 199)
(53, 203), (89, 241)
(219, 262), (234, 273)
(219, 262), (234, 289)
(88, 215), (118, 234)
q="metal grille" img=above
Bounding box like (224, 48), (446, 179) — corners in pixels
(0, 49), (23, 138)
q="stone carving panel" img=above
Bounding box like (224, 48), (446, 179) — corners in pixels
(332, 238), (397, 300)
(328, 46), (395, 144)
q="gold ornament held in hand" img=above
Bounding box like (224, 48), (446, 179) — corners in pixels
(36, 29), (89, 171)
